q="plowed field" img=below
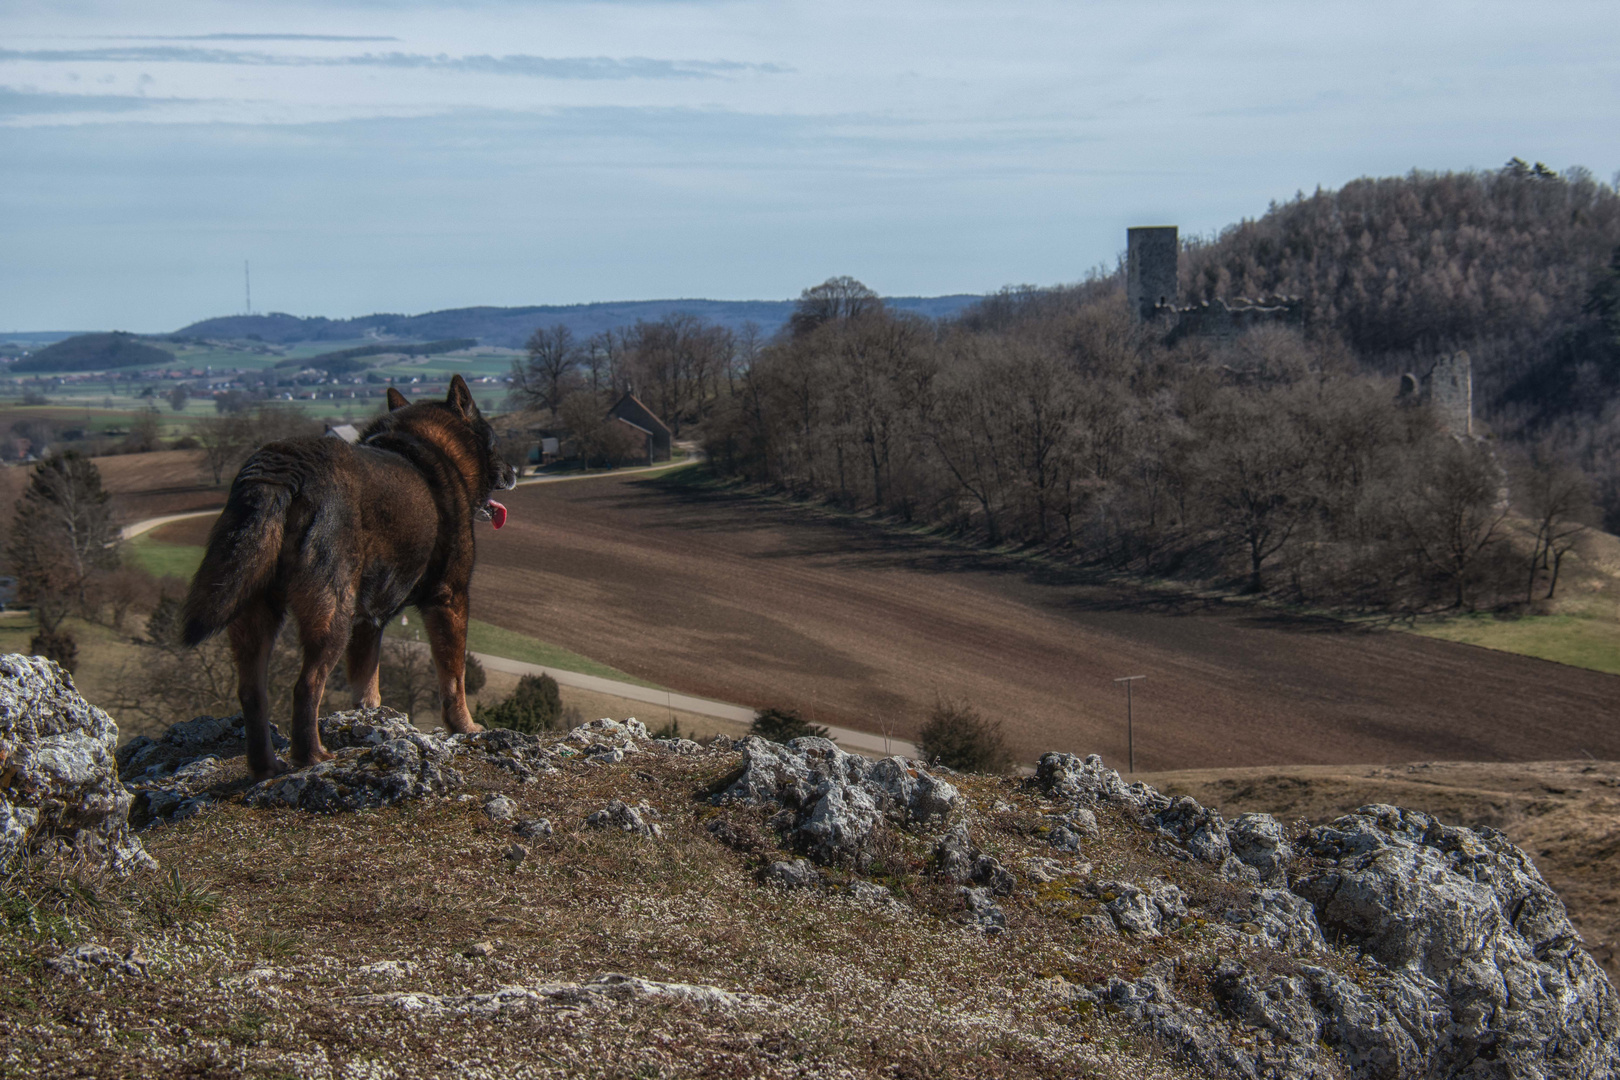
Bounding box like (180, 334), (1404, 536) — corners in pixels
(465, 473), (1620, 771)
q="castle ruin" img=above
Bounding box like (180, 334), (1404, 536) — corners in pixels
(1399, 351), (1473, 436)
(1126, 224), (1303, 341)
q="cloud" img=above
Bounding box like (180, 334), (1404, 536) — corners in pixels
(0, 46), (788, 80)
(0, 86), (183, 117)
(110, 34), (402, 43)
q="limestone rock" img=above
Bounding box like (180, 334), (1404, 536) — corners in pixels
(960, 886), (1006, 934)
(513, 817), (553, 840)
(1077, 776), (1620, 1079)
(1223, 887), (1326, 954)
(1097, 879), (1186, 938)
(585, 799), (662, 838)
(245, 717), (461, 813)
(1033, 752), (1168, 814)
(483, 794), (517, 822)
(1228, 811), (1294, 885)
(463, 727), (559, 781)
(0, 655), (152, 874)
(1291, 804), (1620, 1078)
(933, 824), (1014, 895)
(764, 858), (821, 889)
(716, 736), (958, 866)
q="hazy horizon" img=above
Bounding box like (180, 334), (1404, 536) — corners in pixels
(4, 0), (1617, 333)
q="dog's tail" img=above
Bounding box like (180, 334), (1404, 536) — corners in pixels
(180, 479), (291, 647)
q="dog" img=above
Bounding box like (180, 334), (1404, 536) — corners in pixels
(181, 374), (517, 779)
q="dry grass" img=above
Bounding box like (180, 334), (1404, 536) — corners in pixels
(0, 732), (1376, 1079)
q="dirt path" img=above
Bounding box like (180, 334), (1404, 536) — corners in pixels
(460, 473), (1620, 771)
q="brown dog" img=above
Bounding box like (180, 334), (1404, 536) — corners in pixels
(181, 375), (517, 778)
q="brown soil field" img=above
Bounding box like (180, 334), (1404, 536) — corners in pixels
(95, 469), (1620, 772)
(1143, 759), (1620, 983)
(463, 473), (1620, 771)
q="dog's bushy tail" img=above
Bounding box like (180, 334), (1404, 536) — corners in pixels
(180, 480), (290, 646)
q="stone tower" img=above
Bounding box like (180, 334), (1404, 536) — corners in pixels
(1127, 226), (1179, 321)
(1427, 351), (1473, 436)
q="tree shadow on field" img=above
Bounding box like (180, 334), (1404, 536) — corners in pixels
(628, 471), (1355, 628)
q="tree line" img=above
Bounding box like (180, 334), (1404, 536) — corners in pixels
(699, 276), (1594, 613)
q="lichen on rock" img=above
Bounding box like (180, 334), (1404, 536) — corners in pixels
(715, 735), (958, 866)
(0, 654), (152, 874)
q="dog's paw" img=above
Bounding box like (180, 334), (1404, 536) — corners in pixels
(251, 756), (294, 782)
(293, 748), (336, 769)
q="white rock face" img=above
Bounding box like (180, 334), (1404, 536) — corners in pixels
(716, 735), (959, 866)
(0, 654), (153, 874)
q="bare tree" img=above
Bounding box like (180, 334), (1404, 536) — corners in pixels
(195, 415), (251, 486)
(1197, 392), (1317, 593)
(789, 277), (883, 338)
(1515, 443), (1594, 601)
(1400, 438), (1511, 610)
(514, 324), (579, 414)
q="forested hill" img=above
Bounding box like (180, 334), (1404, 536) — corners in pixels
(1176, 161), (1620, 422)
(177, 295), (984, 348)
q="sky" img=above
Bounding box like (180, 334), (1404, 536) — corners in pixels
(2, 0), (1618, 332)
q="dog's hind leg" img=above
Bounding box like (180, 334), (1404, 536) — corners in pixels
(420, 598), (483, 735)
(288, 590), (351, 768)
(229, 601), (286, 780)
(346, 618), (383, 708)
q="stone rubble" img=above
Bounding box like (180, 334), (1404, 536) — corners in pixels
(0, 655), (153, 874)
(482, 794), (517, 822)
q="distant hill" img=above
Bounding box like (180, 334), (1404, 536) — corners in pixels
(176, 295), (985, 349)
(11, 331), (175, 373)
(275, 338), (479, 374)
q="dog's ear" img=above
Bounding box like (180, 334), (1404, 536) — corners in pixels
(446, 373), (476, 418)
(386, 387), (410, 411)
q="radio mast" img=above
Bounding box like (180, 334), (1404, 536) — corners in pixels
(244, 260), (252, 316)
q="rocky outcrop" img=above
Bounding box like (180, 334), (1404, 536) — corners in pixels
(1040, 755), (1620, 1079)
(0, 655), (152, 874)
(715, 736), (957, 867)
(245, 710), (462, 813)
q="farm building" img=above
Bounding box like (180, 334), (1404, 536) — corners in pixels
(607, 392), (672, 465)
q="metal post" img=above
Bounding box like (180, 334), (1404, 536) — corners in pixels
(1114, 676), (1145, 773)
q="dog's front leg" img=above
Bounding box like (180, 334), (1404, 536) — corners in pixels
(421, 599), (482, 735)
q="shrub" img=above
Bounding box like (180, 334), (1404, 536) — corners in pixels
(477, 673), (562, 735)
(916, 697), (1013, 774)
(29, 628), (78, 673)
(650, 717), (682, 739)
(750, 706), (829, 744)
